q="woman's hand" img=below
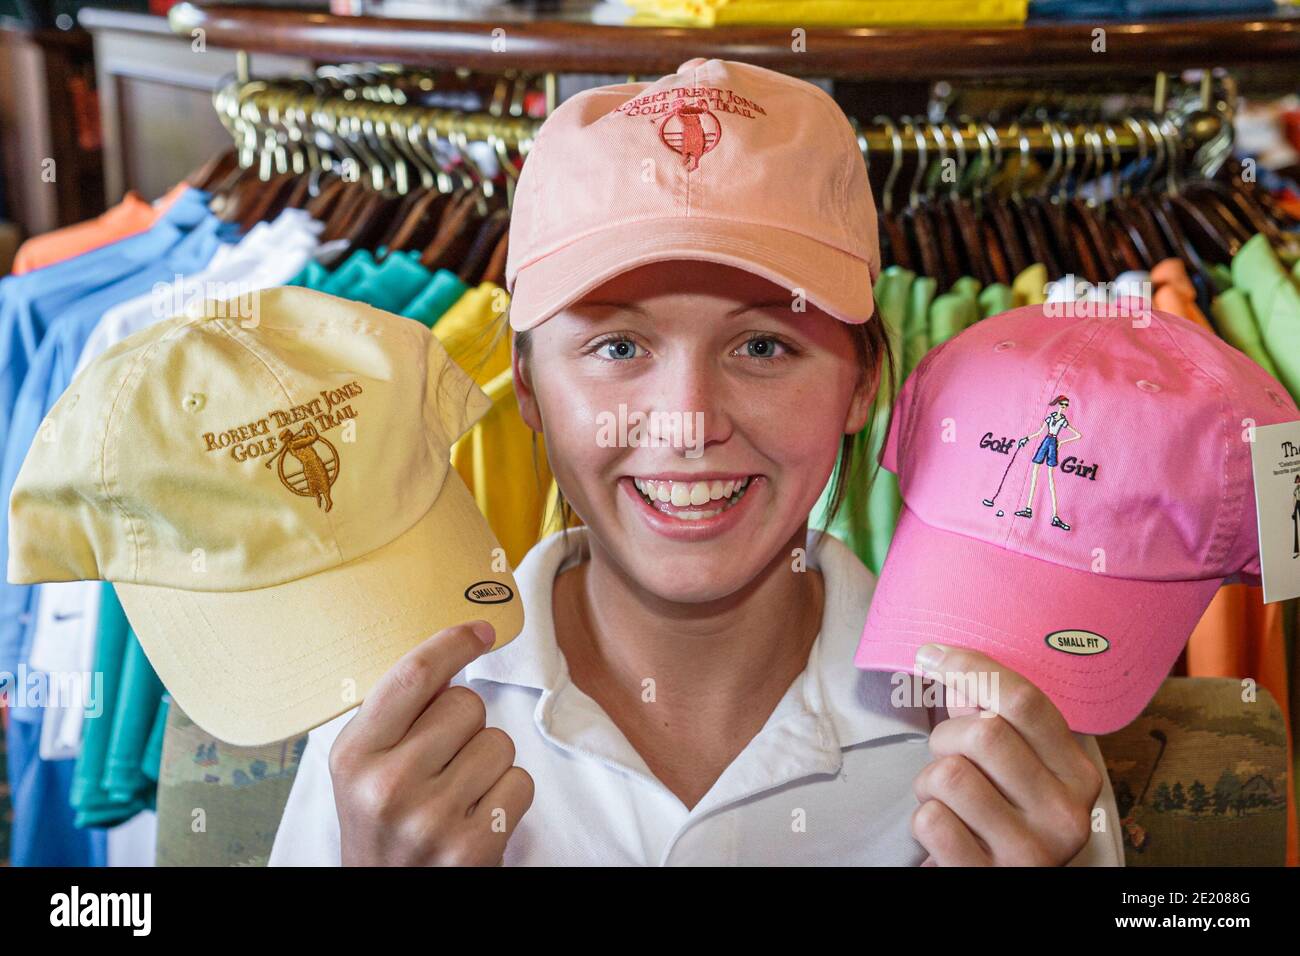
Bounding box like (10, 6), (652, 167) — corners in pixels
(328, 621), (535, 866)
(910, 644), (1103, 866)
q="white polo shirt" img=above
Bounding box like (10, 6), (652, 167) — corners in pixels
(269, 527), (1125, 866)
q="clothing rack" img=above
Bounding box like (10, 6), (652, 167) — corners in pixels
(215, 65), (1235, 202)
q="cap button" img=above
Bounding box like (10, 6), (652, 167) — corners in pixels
(678, 57), (710, 73)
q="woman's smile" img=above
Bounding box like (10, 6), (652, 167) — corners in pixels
(631, 475), (753, 517)
(618, 473), (765, 541)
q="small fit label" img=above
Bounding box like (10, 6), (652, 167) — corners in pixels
(465, 581), (514, 604)
(1044, 629), (1109, 655)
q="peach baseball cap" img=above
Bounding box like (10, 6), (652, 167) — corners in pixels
(504, 57), (879, 331)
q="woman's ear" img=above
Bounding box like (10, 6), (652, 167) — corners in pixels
(844, 364), (877, 435)
(512, 335), (544, 434)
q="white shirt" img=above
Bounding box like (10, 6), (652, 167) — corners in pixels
(27, 580), (100, 760)
(74, 208), (322, 377)
(1045, 411), (1070, 436)
(270, 527), (1125, 866)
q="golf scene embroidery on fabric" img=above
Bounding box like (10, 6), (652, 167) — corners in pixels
(981, 395), (1085, 532)
(658, 100), (722, 172)
(267, 422), (340, 512)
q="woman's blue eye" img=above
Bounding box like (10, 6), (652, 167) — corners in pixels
(744, 337), (783, 358)
(604, 339), (638, 360)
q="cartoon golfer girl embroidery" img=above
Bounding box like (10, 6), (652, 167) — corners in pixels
(1291, 475), (1299, 559)
(1014, 395), (1082, 531)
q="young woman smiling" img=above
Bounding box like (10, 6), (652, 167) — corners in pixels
(269, 59), (1123, 867)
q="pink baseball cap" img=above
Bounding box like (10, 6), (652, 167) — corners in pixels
(854, 303), (1299, 734)
(504, 57), (879, 331)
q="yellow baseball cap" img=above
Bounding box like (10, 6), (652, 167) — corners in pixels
(7, 286), (523, 746)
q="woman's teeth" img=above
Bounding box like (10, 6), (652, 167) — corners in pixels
(631, 477), (752, 520)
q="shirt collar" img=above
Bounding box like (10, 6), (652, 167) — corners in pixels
(462, 525), (931, 750)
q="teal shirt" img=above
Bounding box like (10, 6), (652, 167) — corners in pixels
(72, 584), (155, 827)
(402, 270), (471, 328)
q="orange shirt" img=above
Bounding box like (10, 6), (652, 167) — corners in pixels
(1151, 258), (1213, 331)
(12, 183), (189, 275)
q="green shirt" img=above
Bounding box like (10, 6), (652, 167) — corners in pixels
(1232, 234), (1300, 401)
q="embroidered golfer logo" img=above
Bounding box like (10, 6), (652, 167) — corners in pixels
(266, 422), (339, 512)
(659, 99), (721, 172)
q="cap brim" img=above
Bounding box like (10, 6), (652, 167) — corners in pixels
(508, 217), (876, 330)
(854, 505), (1221, 734)
(115, 471), (524, 746)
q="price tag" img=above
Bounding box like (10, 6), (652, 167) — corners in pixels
(1249, 421), (1300, 603)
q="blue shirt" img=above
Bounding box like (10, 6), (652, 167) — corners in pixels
(0, 194), (230, 866)
(0, 190), (212, 461)
(0, 207), (227, 693)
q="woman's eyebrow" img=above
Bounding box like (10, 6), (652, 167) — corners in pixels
(727, 300), (800, 317)
(566, 301), (649, 317)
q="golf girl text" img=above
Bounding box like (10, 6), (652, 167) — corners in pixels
(980, 431), (1100, 480)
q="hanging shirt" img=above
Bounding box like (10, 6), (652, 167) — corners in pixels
(0, 193), (228, 867)
(0, 189), (215, 462)
(1232, 234), (1300, 402)
(401, 269), (470, 328)
(269, 526), (1125, 866)
(75, 209), (321, 375)
(435, 281), (561, 566)
(22, 208), (322, 770)
(0, 202), (227, 694)
(977, 282), (1015, 319)
(10, 184), (187, 276)
(70, 584), (152, 828)
(27, 581), (100, 761)
(319, 249), (432, 313)
(903, 275), (936, 379)
(1112, 269), (1152, 305)
(1151, 258), (1212, 331)
(450, 366), (555, 570)
(928, 275), (980, 348)
(1012, 263), (1048, 307)
(812, 266), (911, 574)
(433, 281), (512, 380)
(1210, 287), (1281, 379)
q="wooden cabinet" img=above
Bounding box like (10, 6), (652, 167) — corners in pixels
(78, 9), (311, 204)
(0, 19), (102, 236)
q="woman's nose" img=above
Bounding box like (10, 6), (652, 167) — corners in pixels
(649, 358), (734, 455)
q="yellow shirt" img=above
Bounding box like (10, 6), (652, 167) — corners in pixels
(1012, 263), (1048, 307)
(438, 282), (568, 567)
(625, 0), (1026, 28)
